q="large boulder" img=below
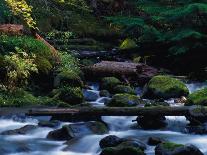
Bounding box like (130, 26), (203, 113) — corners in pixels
(100, 146), (145, 155)
(100, 136), (146, 155)
(99, 135), (146, 151)
(186, 88), (207, 106)
(142, 75), (189, 99)
(47, 121), (108, 141)
(100, 135), (124, 149)
(54, 71), (83, 88)
(155, 142), (204, 155)
(107, 93), (141, 107)
(100, 90), (111, 97)
(1, 125), (37, 135)
(136, 115), (167, 130)
(58, 86), (84, 105)
(100, 77), (121, 92)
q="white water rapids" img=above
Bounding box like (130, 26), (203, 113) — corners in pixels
(0, 81), (207, 155)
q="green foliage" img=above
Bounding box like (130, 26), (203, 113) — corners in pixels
(57, 51), (80, 74)
(4, 47), (38, 89)
(5, 0), (37, 29)
(0, 0), (13, 23)
(0, 88), (64, 107)
(0, 35), (54, 74)
(104, 1), (207, 58)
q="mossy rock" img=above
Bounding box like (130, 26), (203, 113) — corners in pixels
(100, 77), (121, 92)
(186, 88), (207, 106)
(120, 38), (137, 50)
(155, 142), (204, 155)
(142, 75), (189, 99)
(100, 90), (111, 97)
(107, 93), (140, 107)
(113, 85), (136, 95)
(160, 142), (184, 151)
(100, 146), (145, 155)
(54, 71), (84, 88)
(58, 86), (84, 105)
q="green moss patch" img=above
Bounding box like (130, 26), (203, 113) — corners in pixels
(107, 93), (140, 107)
(161, 142), (184, 151)
(186, 88), (207, 106)
(143, 75), (189, 99)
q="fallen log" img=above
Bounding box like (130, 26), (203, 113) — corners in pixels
(27, 106), (194, 117)
(82, 61), (158, 84)
(0, 24), (24, 35)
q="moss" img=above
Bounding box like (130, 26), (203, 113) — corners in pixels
(120, 38), (137, 50)
(54, 70), (84, 88)
(35, 56), (53, 74)
(161, 142), (184, 151)
(113, 85), (136, 95)
(58, 86), (84, 105)
(108, 93), (140, 107)
(101, 77), (121, 92)
(89, 121), (108, 134)
(143, 75), (189, 99)
(0, 89), (64, 107)
(100, 90), (110, 97)
(101, 146), (145, 155)
(186, 88), (207, 106)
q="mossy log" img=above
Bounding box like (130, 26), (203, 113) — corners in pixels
(82, 61), (158, 84)
(27, 106), (203, 117)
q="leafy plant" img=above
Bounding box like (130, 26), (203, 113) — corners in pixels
(4, 47), (38, 90)
(5, 0), (38, 30)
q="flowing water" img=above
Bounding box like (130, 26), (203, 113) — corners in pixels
(0, 82), (207, 155)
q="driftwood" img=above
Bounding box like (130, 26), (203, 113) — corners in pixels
(82, 61), (158, 84)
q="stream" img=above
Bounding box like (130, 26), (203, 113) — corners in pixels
(0, 81), (207, 155)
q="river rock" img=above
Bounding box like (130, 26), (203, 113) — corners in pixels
(136, 115), (167, 129)
(148, 137), (165, 146)
(155, 142), (204, 155)
(100, 90), (111, 97)
(107, 93), (141, 107)
(100, 77), (122, 92)
(186, 123), (207, 134)
(83, 89), (99, 101)
(47, 121), (108, 141)
(99, 135), (124, 149)
(142, 75), (189, 99)
(1, 125), (37, 135)
(99, 135), (146, 151)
